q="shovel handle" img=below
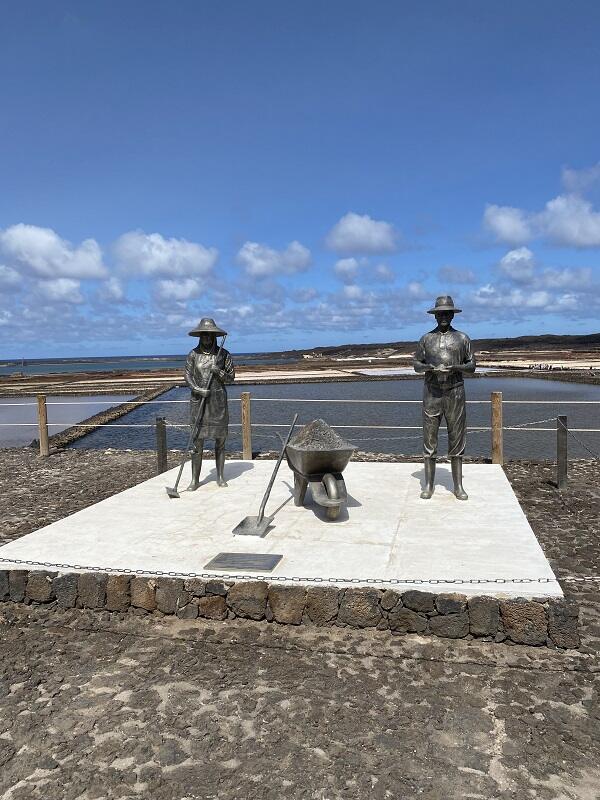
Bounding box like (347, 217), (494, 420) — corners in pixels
(257, 413), (299, 523)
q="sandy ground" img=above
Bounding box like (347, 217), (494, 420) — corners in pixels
(0, 450), (599, 799)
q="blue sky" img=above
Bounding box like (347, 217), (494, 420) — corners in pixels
(1, 1), (600, 358)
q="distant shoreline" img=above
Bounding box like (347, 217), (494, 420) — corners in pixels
(1, 365), (599, 398)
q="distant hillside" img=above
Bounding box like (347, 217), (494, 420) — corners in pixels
(267, 332), (600, 360)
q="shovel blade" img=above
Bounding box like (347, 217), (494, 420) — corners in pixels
(166, 486), (180, 499)
(232, 516), (274, 537)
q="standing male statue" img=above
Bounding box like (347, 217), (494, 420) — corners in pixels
(185, 318), (235, 489)
(413, 296), (475, 500)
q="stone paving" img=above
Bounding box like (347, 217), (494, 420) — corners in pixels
(0, 450), (599, 799)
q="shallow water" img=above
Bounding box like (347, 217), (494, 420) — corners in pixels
(0, 395), (135, 447)
(67, 377), (600, 460)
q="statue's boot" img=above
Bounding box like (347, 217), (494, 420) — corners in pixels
(420, 458), (435, 499)
(215, 438), (228, 487)
(187, 452), (203, 491)
(451, 457), (468, 500)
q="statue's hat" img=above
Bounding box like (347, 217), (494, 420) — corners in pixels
(427, 295), (462, 314)
(188, 317), (227, 337)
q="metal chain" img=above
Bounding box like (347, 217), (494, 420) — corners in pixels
(0, 555), (598, 585)
(565, 425), (600, 459)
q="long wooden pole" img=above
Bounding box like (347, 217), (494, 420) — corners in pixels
(241, 391), (252, 460)
(491, 391), (503, 465)
(37, 394), (49, 457)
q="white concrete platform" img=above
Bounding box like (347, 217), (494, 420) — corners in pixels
(0, 460), (562, 598)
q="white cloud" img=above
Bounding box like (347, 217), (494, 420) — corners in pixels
(334, 257), (359, 282)
(99, 277), (125, 302)
(537, 194), (600, 247)
(343, 284), (364, 300)
(561, 162), (600, 194)
(483, 205), (532, 246)
(537, 266), (592, 289)
(472, 284), (551, 310)
(236, 240), (311, 277)
(484, 163), (600, 249)
(155, 278), (202, 302)
(471, 284), (583, 314)
(0, 224), (106, 278)
(406, 281), (428, 299)
(373, 264), (395, 282)
(0, 265), (21, 289)
(470, 251), (596, 317)
(498, 247), (536, 283)
(114, 230), (218, 277)
(438, 265), (476, 284)
(325, 212), (398, 254)
(36, 278), (83, 304)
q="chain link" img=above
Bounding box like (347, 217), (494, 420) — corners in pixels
(1, 555), (596, 584)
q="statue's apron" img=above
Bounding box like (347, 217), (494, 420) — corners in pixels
(188, 351), (229, 440)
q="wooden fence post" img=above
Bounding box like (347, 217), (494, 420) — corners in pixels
(37, 394), (49, 457)
(491, 391), (503, 465)
(155, 416), (168, 475)
(241, 391), (253, 460)
(557, 415), (568, 490)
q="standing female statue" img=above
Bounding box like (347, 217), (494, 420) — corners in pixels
(185, 318), (235, 489)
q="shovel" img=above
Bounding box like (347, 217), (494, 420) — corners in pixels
(166, 336), (227, 498)
(233, 413), (299, 537)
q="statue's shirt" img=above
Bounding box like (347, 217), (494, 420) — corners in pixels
(414, 328), (474, 389)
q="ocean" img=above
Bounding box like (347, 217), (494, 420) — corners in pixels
(0, 353), (297, 377)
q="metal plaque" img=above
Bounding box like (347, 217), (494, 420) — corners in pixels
(204, 553), (283, 572)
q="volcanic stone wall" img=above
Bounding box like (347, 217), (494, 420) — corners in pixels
(0, 569), (580, 649)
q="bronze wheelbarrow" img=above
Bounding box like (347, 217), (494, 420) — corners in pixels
(285, 420), (355, 521)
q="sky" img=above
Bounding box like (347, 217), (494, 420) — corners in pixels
(1, 1), (600, 358)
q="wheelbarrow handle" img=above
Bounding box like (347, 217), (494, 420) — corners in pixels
(257, 413), (299, 524)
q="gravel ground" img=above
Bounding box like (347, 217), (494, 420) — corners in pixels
(0, 448), (599, 799)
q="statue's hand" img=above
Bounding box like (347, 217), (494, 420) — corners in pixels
(195, 387), (210, 398)
(210, 364), (223, 377)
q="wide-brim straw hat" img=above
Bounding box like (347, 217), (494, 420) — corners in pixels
(187, 317), (227, 337)
(427, 295), (462, 314)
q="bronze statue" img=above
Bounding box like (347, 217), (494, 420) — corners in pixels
(413, 296), (475, 500)
(185, 318), (235, 489)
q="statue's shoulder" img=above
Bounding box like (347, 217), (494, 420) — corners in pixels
(452, 328), (471, 342)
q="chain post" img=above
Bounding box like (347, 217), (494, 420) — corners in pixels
(37, 394), (49, 457)
(155, 416), (168, 475)
(491, 391), (503, 465)
(241, 391), (253, 459)
(557, 415), (568, 490)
